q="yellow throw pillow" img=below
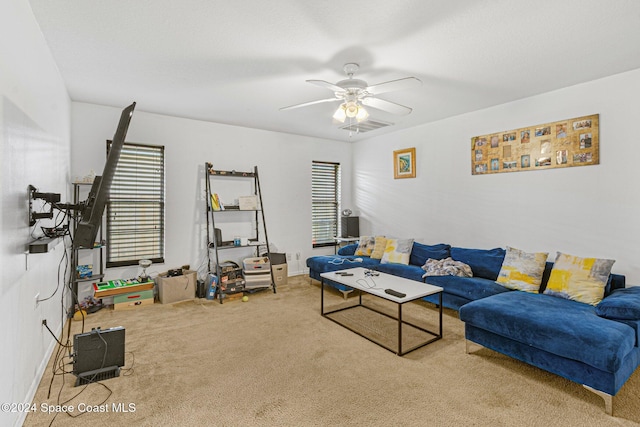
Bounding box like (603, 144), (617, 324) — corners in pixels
(354, 236), (376, 256)
(496, 246), (548, 292)
(370, 236), (387, 260)
(543, 252), (615, 305)
(380, 238), (414, 265)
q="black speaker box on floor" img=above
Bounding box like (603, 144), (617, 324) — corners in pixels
(73, 326), (125, 386)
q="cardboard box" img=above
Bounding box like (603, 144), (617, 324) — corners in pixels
(238, 195), (258, 210)
(113, 290), (155, 311)
(272, 263), (288, 287)
(114, 298), (154, 311)
(113, 289), (154, 304)
(157, 270), (197, 304)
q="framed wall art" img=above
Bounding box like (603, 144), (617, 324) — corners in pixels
(471, 114), (599, 175)
(394, 147), (416, 179)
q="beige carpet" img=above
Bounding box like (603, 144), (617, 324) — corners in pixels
(25, 276), (640, 426)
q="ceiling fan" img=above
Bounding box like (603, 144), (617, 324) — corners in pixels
(280, 63), (422, 123)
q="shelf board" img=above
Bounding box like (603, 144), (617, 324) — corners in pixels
(208, 169), (255, 178)
(77, 245), (105, 250)
(74, 274), (105, 283)
(209, 206), (261, 212)
(209, 240), (264, 250)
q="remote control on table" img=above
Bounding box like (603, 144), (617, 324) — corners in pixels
(385, 289), (406, 298)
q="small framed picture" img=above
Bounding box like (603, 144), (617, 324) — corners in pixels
(393, 147), (416, 179)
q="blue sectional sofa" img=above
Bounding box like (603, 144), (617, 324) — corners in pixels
(306, 242), (639, 414)
(308, 243), (517, 308)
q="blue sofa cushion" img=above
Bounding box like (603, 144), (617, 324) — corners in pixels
(337, 244), (358, 256)
(612, 319), (640, 347)
(373, 263), (424, 282)
(450, 247), (505, 280)
(596, 287), (640, 320)
(423, 275), (510, 301)
(306, 255), (380, 274)
(459, 291), (636, 372)
(409, 242), (451, 266)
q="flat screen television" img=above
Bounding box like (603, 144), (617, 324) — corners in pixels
(74, 102), (136, 248)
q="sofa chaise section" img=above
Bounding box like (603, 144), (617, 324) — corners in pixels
(459, 280), (637, 415)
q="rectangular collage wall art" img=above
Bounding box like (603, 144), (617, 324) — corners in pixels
(471, 114), (599, 175)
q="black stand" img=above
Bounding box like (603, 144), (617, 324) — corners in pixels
(75, 366), (121, 386)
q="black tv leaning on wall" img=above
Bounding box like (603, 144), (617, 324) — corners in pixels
(74, 102), (136, 248)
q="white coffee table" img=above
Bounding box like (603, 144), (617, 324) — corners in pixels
(320, 267), (443, 356)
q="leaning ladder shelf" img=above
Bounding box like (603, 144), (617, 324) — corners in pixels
(71, 182), (105, 312)
(204, 163), (276, 303)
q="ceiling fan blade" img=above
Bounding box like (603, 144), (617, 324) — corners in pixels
(306, 80), (345, 93)
(361, 97), (413, 115)
(280, 97), (339, 111)
(366, 77), (422, 95)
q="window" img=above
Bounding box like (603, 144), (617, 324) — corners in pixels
(106, 141), (165, 267)
(312, 161), (341, 248)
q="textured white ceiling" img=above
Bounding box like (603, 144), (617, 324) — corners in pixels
(29, 0), (640, 141)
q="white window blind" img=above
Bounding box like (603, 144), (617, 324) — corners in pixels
(106, 141), (165, 267)
(312, 161), (341, 247)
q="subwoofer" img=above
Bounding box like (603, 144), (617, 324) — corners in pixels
(341, 216), (359, 238)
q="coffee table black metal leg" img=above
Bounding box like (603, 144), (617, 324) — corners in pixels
(321, 279), (324, 314)
(439, 291), (443, 337)
(398, 303), (402, 355)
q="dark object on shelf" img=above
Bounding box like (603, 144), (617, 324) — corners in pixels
(28, 237), (62, 254)
(214, 228), (222, 245)
(41, 224), (68, 238)
(167, 269), (183, 277)
(341, 216), (359, 238)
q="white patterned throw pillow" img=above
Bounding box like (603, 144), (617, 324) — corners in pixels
(380, 238), (414, 265)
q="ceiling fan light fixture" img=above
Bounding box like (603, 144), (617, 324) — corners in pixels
(344, 101), (359, 118)
(281, 63), (420, 126)
(333, 105), (347, 122)
(355, 106), (369, 122)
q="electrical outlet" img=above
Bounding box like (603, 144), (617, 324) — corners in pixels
(34, 293), (40, 308)
(286, 253), (292, 261)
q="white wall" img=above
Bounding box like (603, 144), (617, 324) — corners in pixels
(0, 1), (71, 426)
(71, 103), (353, 281)
(352, 68), (640, 284)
